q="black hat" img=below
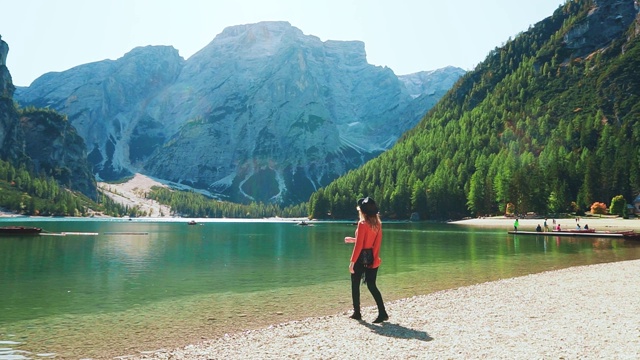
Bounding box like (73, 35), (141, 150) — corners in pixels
(357, 197), (378, 215)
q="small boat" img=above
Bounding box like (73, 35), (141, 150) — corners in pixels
(618, 230), (640, 240)
(187, 220), (197, 225)
(297, 220), (311, 226)
(0, 226), (42, 235)
(508, 229), (640, 240)
(558, 228), (596, 233)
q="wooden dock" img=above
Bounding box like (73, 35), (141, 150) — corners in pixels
(507, 230), (635, 239)
(40, 232), (99, 236)
(103, 232), (149, 235)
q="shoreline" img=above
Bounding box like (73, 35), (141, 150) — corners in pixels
(449, 215), (640, 231)
(132, 259), (640, 359)
(3, 212), (638, 228)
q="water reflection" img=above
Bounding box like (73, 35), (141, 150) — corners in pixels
(1, 220), (640, 358)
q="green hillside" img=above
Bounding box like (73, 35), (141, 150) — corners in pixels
(309, 0), (640, 220)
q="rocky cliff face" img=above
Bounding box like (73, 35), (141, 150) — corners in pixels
(636, 1), (640, 36)
(396, 66), (468, 131)
(399, 66), (467, 99)
(0, 37), (96, 198)
(17, 45), (185, 180)
(0, 36), (14, 100)
(16, 22), (464, 204)
(563, 0), (639, 58)
(0, 36), (14, 149)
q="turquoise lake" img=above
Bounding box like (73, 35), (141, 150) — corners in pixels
(2, 218), (640, 359)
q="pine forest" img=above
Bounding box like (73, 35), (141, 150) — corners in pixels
(309, 0), (640, 220)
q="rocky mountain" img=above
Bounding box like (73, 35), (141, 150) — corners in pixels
(0, 36), (16, 150)
(399, 66), (467, 99)
(0, 36), (96, 199)
(15, 45), (185, 181)
(15, 22), (464, 205)
(0, 37), (12, 99)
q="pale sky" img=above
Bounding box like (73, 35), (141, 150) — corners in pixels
(3, 0), (566, 87)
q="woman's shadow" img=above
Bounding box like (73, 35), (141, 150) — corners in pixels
(360, 321), (432, 341)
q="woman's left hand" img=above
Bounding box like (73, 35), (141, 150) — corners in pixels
(349, 262), (354, 274)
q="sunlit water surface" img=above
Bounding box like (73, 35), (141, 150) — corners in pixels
(2, 218), (640, 358)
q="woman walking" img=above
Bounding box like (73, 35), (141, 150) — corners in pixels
(344, 197), (388, 323)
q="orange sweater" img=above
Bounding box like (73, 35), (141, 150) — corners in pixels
(350, 221), (382, 268)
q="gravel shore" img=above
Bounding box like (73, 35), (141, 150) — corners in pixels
(133, 259), (640, 360)
(449, 215), (640, 231)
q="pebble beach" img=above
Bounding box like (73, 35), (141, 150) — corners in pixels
(132, 260), (640, 360)
(131, 217), (640, 360)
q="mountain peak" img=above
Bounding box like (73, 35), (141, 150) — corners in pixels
(120, 45), (182, 61)
(191, 21), (365, 68)
(205, 21), (309, 57)
(0, 35), (7, 66)
(218, 21), (303, 39)
(398, 67), (466, 98)
(0, 36), (15, 98)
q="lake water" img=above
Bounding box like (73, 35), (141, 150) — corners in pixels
(2, 218), (640, 358)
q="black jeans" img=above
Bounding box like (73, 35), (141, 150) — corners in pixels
(351, 262), (386, 315)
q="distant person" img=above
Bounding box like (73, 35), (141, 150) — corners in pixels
(344, 197), (388, 323)
(576, 224), (581, 230)
(514, 218), (519, 232)
(544, 219), (549, 232)
(536, 224), (542, 232)
(584, 224), (589, 230)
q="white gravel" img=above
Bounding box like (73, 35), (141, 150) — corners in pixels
(133, 259), (640, 359)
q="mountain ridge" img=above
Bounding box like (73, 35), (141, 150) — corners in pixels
(16, 21), (464, 205)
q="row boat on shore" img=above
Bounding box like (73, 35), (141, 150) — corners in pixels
(0, 226), (42, 235)
(0, 227), (145, 236)
(508, 229), (640, 240)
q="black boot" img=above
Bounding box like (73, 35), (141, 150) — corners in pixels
(372, 311), (388, 323)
